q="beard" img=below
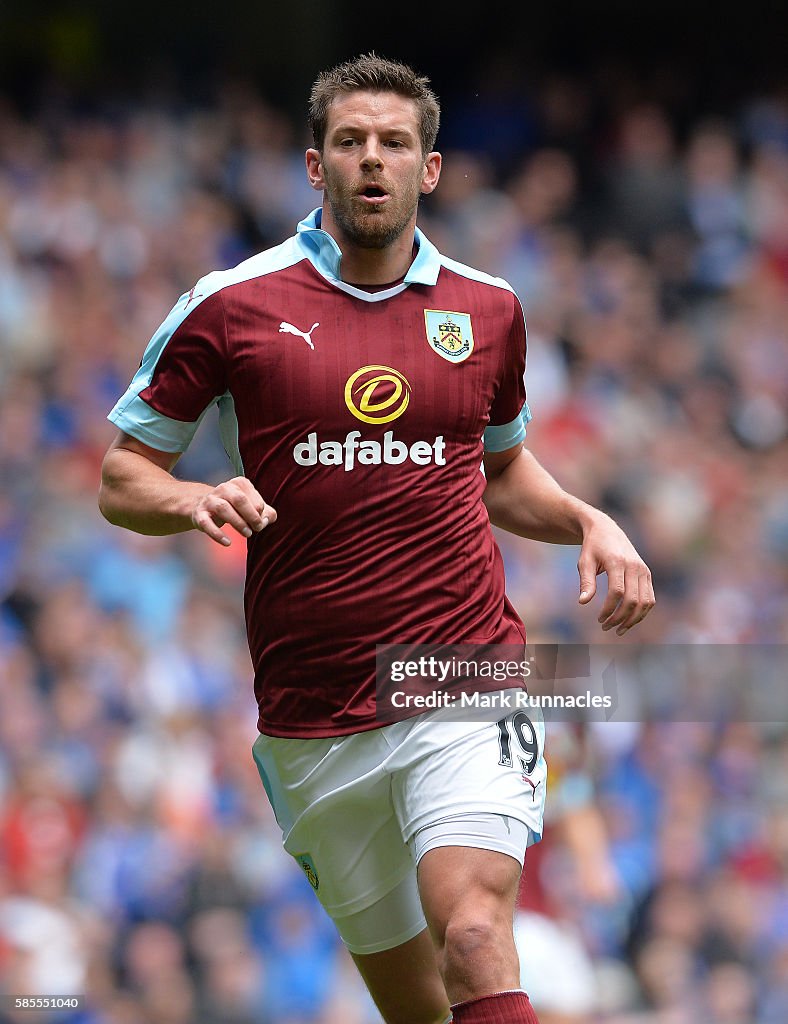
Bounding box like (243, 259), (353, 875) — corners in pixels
(321, 164), (422, 250)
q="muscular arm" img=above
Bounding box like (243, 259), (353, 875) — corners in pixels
(483, 444), (593, 544)
(99, 432), (276, 546)
(483, 442), (654, 634)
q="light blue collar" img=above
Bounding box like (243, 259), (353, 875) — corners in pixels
(295, 207), (441, 286)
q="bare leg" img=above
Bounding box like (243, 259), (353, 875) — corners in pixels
(417, 845), (523, 1004)
(350, 927), (451, 1024)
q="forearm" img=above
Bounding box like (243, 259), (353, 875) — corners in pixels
(483, 447), (604, 543)
(99, 448), (209, 536)
(482, 444), (654, 631)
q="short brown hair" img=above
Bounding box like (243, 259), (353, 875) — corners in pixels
(308, 52), (440, 156)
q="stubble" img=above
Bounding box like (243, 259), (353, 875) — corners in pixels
(321, 164), (423, 250)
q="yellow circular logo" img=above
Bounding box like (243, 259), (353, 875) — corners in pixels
(344, 365), (411, 424)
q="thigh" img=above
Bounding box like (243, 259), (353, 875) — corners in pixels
(416, 844), (524, 1003)
(417, 843), (523, 940)
(330, 867), (426, 955)
(254, 733), (450, 1023)
(409, 810), (530, 869)
(391, 704), (547, 845)
(351, 928), (450, 1024)
(252, 731), (414, 918)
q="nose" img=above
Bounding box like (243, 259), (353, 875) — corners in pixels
(359, 139), (384, 170)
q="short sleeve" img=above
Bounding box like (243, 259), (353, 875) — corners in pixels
(108, 288), (228, 453)
(485, 292), (529, 450)
(483, 405), (532, 451)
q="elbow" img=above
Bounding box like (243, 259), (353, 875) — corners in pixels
(98, 480), (120, 525)
(98, 454), (125, 526)
(481, 480), (505, 528)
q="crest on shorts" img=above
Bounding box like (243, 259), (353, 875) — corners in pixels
(424, 310), (474, 364)
(295, 853), (319, 891)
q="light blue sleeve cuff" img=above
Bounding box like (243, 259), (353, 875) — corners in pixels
(107, 394), (205, 453)
(483, 403), (532, 452)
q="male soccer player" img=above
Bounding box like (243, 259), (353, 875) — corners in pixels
(99, 54), (654, 1024)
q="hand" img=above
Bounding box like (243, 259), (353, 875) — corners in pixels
(191, 477), (277, 547)
(577, 512), (655, 635)
(575, 853), (622, 904)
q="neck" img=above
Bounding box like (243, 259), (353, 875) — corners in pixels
(320, 208), (417, 285)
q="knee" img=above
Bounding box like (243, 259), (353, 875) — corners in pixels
(440, 912), (503, 969)
(437, 909), (520, 1001)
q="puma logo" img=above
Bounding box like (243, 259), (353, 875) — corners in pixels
(518, 758), (542, 801)
(279, 321), (319, 350)
(184, 286), (204, 308)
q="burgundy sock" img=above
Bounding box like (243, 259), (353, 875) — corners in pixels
(451, 989), (540, 1023)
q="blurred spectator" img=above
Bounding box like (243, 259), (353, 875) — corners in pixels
(0, 63), (786, 1023)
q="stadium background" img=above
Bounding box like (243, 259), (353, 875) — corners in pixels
(0, 2), (786, 1022)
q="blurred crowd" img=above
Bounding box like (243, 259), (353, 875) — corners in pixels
(0, 66), (786, 1024)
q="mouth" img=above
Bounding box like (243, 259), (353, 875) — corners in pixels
(358, 185), (390, 205)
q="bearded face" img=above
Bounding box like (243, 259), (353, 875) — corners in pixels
(308, 91), (439, 254)
(320, 152), (426, 250)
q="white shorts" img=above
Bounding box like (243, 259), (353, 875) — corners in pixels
(252, 691), (547, 954)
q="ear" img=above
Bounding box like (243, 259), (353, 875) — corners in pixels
(420, 151), (442, 195)
(305, 149), (324, 192)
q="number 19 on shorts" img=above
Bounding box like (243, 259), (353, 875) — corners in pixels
(497, 712), (539, 775)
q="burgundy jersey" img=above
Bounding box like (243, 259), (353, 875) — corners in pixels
(109, 209), (531, 736)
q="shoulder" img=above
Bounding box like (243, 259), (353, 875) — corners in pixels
(141, 236), (306, 352)
(437, 253), (517, 296)
(435, 253), (524, 325)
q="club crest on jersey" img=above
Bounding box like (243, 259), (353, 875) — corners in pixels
(424, 310), (474, 364)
